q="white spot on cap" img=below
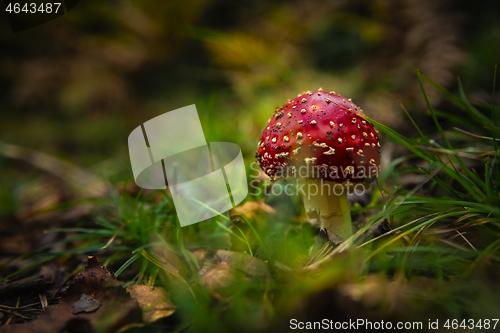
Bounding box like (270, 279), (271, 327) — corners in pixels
(311, 120), (317, 125)
(284, 136), (289, 142)
(299, 120), (303, 124)
(326, 98), (332, 103)
(338, 137), (343, 143)
(275, 152), (289, 158)
(346, 147), (354, 152)
(301, 98), (307, 103)
(297, 132), (303, 139)
(293, 147), (301, 155)
(301, 109), (306, 114)
(287, 113), (292, 118)
(272, 137), (277, 143)
(324, 147), (336, 155)
(304, 157), (317, 164)
(351, 134), (355, 139)
(357, 150), (364, 156)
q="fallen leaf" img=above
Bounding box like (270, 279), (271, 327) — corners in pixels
(71, 294), (101, 314)
(215, 250), (270, 278)
(230, 200), (276, 222)
(200, 262), (234, 291)
(0, 256), (142, 333)
(126, 285), (175, 324)
(198, 251), (270, 297)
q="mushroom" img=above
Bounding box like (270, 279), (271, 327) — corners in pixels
(256, 90), (381, 243)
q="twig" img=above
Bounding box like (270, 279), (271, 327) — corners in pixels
(38, 293), (48, 309)
(4, 298), (20, 324)
(102, 221), (130, 249)
(0, 309), (31, 320)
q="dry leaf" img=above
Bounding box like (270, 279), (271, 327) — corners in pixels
(126, 285), (175, 324)
(0, 256), (142, 333)
(215, 250), (270, 278)
(198, 251), (270, 296)
(201, 262), (234, 291)
(230, 200), (276, 222)
(71, 294), (101, 314)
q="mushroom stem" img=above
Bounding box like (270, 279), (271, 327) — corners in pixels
(299, 179), (352, 243)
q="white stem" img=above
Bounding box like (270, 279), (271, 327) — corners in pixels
(299, 179), (352, 242)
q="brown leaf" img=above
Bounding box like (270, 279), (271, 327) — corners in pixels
(215, 250), (270, 278)
(198, 251), (270, 296)
(126, 285), (175, 324)
(0, 256), (142, 333)
(200, 262), (234, 291)
(230, 200), (276, 222)
(71, 294), (101, 314)
(63, 256), (128, 303)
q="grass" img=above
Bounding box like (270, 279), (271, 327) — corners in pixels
(4, 70), (500, 332)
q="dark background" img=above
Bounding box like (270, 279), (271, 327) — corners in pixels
(0, 0), (499, 233)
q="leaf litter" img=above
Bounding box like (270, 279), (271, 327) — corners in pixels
(0, 256), (176, 332)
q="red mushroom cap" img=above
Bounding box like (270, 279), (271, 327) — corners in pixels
(256, 89), (381, 182)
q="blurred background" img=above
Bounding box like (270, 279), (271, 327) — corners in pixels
(0, 0), (499, 250)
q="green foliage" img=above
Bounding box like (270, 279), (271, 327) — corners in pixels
(358, 70), (500, 279)
(4, 72), (500, 331)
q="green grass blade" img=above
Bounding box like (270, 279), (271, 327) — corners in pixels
(114, 253), (140, 277)
(417, 70), (452, 149)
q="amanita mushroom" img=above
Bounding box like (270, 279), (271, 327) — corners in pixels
(256, 89), (381, 243)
